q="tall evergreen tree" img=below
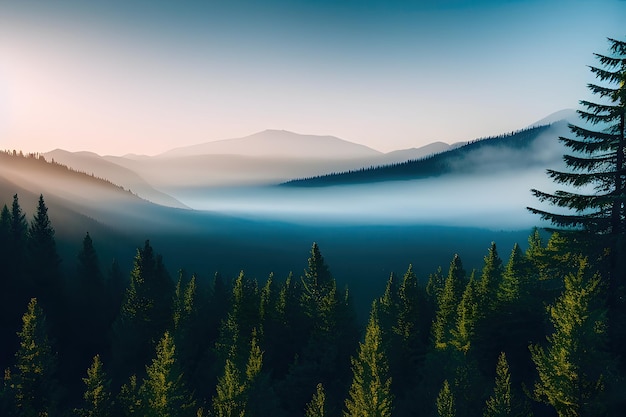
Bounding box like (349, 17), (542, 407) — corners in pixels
(529, 258), (612, 416)
(344, 301), (393, 417)
(450, 274), (479, 354)
(527, 37), (626, 296)
(497, 244), (527, 304)
(9, 298), (58, 417)
(112, 240), (173, 382)
(75, 355), (112, 417)
(433, 255), (466, 349)
(389, 265), (426, 396)
(27, 194), (63, 311)
(212, 358), (246, 417)
(72, 233), (108, 374)
(436, 380), (455, 417)
(0, 204), (10, 268)
(0, 204), (15, 371)
(8, 194), (27, 283)
(305, 383), (327, 417)
(212, 329), (264, 417)
(477, 242), (503, 311)
(272, 272), (306, 379)
(300, 242), (335, 327)
(483, 353), (513, 417)
(140, 331), (195, 417)
(216, 271), (260, 370)
(529, 37), (626, 234)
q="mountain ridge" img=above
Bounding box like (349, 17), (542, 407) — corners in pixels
(158, 129), (383, 159)
(283, 122), (567, 187)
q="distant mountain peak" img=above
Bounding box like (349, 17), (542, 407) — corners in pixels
(158, 130), (382, 159)
(527, 108), (577, 128)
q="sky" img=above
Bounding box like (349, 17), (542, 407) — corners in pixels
(1, 0), (625, 156)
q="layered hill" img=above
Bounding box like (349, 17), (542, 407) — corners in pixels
(283, 122), (569, 187)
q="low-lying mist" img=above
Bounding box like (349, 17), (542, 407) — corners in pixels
(171, 168), (558, 230)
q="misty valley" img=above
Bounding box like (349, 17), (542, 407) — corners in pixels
(1, 105), (625, 417)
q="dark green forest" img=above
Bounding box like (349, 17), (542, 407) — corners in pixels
(283, 124), (554, 187)
(0, 194), (624, 417)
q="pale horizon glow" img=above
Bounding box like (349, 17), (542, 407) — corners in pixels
(1, 0), (625, 156)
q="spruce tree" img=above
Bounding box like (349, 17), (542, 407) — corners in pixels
(73, 233), (108, 373)
(27, 195), (63, 310)
(112, 240), (173, 381)
(116, 375), (141, 417)
(0, 204), (15, 371)
(497, 244), (527, 304)
(343, 301), (393, 417)
(529, 37), (626, 234)
(305, 383), (327, 417)
(8, 194), (27, 283)
(450, 275), (479, 354)
(10, 298), (58, 417)
(529, 258), (612, 416)
(140, 331), (194, 417)
(212, 358), (246, 417)
(477, 242), (503, 312)
(483, 353), (512, 417)
(527, 37), (626, 294)
(300, 242), (335, 325)
(436, 380), (455, 417)
(433, 255), (466, 349)
(390, 265), (425, 395)
(273, 272), (306, 379)
(75, 355), (112, 417)
(0, 204), (10, 268)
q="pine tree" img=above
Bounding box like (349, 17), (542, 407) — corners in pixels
(301, 242), (335, 325)
(10, 298), (58, 417)
(0, 204), (10, 267)
(212, 358), (246, 417)
(450, 274), (479, 354)
(305, 383), (327, 417)
(389, 265), (426, 394)
(483, 353), (512, 417)
(0, 204), (16, 372)
(8, 194), (27, 283)
(75, 355), (112, 417)
(116, 375), (141, 417)
(73, 233), (108, 373)
(216, 271), (260, 369)
(497, 244), (527, 304)
(112, 240), (173, 381)
(527, 37), (626, 294)
(433, 255), (466, 349)
(436, 380), (455, 417)
(477, 242), (503, 311)
(529, 37), (626, 234)
(27, 195), (63, 311)
(140, 331), (194, 417)
(529, 257), (612, 416)
(344, 301), (393, 417)
(272, 272), (306, 379)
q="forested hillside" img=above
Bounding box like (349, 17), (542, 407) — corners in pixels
(284, 124), (557, 187)
(0, 194), (623, 417)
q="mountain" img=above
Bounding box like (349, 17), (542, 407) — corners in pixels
(284, 121), (569, 187)
(158, 129), (383, 159)
(526, 108), (577, 127)
(44, 149), (188, 209)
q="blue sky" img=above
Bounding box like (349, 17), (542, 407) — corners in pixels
(1, 0), (625, 155)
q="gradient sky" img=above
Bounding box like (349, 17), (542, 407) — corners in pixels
(1, 0), (625, 156)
